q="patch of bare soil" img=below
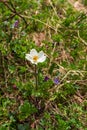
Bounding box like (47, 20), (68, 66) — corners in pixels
(68, 0), (87, 13)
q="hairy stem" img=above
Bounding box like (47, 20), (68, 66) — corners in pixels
(35, 65), (38, 90)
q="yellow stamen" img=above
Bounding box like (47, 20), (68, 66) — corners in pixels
(33, 55), (38, 62)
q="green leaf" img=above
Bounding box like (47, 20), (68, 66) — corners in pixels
(18, 101), (37, 120)
(18, 123), (29, 130)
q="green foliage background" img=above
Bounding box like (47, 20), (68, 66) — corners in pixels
(0, 0), (87, 129)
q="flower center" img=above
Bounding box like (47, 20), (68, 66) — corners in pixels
(33, 55), (38, 62)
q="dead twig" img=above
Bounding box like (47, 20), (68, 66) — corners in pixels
(1, 1), (28, 27)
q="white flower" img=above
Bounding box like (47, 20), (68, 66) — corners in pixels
(26, 49), (46, 64)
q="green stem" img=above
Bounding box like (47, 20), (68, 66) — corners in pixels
(35, 65), (38, 90)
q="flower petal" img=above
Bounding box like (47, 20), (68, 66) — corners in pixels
(38, 55), (46, 63)
(30, 49), (38, 56)
(54, 78), (60, 85)
(38, 51), (46, 63)
(31, 60), (38, 64)
(25, 54), (32, 61)
(38, 51), (44, 58)
(26, 54), (35, 64)
(44, 76), (49, 81)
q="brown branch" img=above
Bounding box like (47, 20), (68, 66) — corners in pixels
(0, 1), (28, 27)
(9, 1), (28, 26)
(0, 1), (15, 12)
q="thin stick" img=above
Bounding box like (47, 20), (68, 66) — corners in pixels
(77, 30), (87, 46)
